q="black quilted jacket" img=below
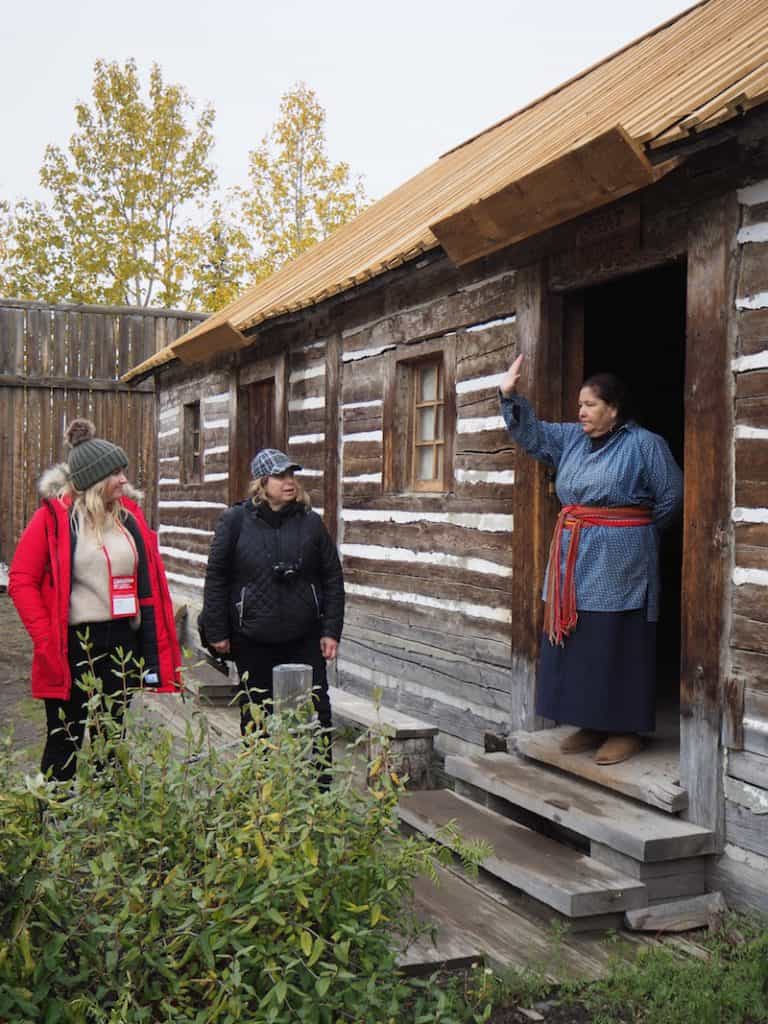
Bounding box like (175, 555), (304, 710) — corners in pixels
(201, 500), (344, 645)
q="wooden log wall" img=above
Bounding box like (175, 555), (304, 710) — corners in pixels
(155, 365), (232, 609)
(336, 269), (518, 749)
(718, 176), (768, 889)
(0, 299), (204, 571)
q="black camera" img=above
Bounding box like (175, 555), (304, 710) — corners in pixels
(272, 561), (301, 582)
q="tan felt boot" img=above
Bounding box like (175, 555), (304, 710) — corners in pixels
(559, 728), (605, 754)
(594, 734), (643, 765)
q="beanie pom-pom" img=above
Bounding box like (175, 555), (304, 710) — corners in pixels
(65, 419), (96, 449)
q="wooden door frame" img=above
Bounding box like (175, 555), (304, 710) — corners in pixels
(512, 191), (736, 834)
(229, 353), (286, 504)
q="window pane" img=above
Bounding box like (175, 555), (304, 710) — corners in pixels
(420, 364), (438, 401)
(418, 406), (436, 441)
(416, 445), (435, 481)
(435, 444), (443, 480)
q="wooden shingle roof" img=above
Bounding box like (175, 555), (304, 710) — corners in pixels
(125, 0), (768, 380)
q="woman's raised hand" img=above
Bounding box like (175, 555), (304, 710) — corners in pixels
(499, 353), (524, 397)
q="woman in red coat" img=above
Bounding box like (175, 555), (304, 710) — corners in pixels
(10, 419), (181, 782)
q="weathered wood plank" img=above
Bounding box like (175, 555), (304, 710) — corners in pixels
(514, 726), (688, 814)
(338, 664), (506, 745)
(736, 437), (768, 482)
(731, 614), (768, 656)
(725, 799), (768, 858)
(735, 544), (768, 570)
(736, 307), (768, 356)
(345, 605), (511, 668)
(735, 522), (768, 548)
(735, 369), (768, 399)
(509, 263), (562, 731)
(624, 892), (725, 932)
(341, 631), (512, 709)
(728, 749), (768, 789)
(737, 240), (768, 300)
(343, 272), (515, 354)
(736, 396), (768, 428)
(679, 192), (737, 835)
(341, 519), (514, 563)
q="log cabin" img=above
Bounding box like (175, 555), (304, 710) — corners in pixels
(125, 0), (768, 916)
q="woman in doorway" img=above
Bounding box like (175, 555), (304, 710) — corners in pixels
(498, 354), (683, 765)
(201, 448), (344, 766)
(9, 419), (181, 782)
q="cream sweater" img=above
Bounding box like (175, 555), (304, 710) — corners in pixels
(69, 515), (140, 627)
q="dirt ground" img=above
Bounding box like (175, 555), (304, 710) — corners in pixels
(0, 591), (45, 772)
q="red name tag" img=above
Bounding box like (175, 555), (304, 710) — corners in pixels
(110, 574), (138, 618)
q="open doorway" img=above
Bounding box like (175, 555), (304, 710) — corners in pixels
(574, 261), (687, 718)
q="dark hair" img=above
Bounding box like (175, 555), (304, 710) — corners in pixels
(581, 373), (630, 421)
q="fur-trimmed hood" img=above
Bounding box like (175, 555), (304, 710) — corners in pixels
(38, 463), (144, 503)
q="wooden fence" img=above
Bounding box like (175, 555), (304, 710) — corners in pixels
(0, 299), (207, 569)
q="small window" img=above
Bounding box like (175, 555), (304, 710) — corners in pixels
(383, 339), (454, 495)
(411, 359), (444, 491)
(182, 401), (202, 483)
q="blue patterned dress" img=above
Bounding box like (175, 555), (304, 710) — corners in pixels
(500, 393), (683, 733)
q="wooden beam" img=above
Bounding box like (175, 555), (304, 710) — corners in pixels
(679, 192), (739, 837)
(0, 373), (153, 393)
(625, 891), (726, 933)
(431, 127), (663, 267)
(174, 320), (250, 364)
(510, 264), (562, 731)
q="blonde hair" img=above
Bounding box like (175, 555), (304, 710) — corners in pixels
(60, 475), (134, 543)
(249, 476), (311, 509)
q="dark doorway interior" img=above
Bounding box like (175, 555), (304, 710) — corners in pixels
(578, 261), (687, 706)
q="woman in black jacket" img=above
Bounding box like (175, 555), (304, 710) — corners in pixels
(201, 448), (344, 745)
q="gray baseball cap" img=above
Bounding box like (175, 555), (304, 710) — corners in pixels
(250, 448), (303, 478)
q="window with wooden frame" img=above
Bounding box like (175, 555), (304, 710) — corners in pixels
(411, 358), (445, 491)
(383, 339), (455, 494)
(182, 400), (202, 483)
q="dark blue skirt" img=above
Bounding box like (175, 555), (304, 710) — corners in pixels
(535, 608), (657, 733)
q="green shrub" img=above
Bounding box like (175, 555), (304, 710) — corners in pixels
(0, 652), (488, 1024)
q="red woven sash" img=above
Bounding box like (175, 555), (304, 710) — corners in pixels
(543, 504), (653, 646)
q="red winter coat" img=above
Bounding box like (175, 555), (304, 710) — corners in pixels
(9, 487), (182, 700)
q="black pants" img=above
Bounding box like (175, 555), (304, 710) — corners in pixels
(231, 629), (333, 786)
(41, 621), (140, 783)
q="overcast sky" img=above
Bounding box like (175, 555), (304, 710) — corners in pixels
(2, 0), (695, 207)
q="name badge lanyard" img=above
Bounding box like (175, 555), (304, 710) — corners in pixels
(102, 524), (139, 618)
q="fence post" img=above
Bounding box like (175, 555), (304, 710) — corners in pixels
(272, 663), (313, 713)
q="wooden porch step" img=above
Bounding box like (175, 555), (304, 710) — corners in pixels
(513, 726), (687, 814)
(399, 789), (646, 918)
(445, 752), (715, 862)
(407, 864), (640, 979)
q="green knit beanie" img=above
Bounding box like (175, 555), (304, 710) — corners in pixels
(65, 419), (129, 492)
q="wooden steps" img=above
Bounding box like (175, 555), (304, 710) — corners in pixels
(446, 752), (715, 862)
(406, 864), (652, 979)
(400, 789), (646, 918)
(514, 725), (687, 813)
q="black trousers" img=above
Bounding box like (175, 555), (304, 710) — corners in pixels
(231, 629), (333, 788)
(231, 628), (332, 734)
(41, 621), (140, 783)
